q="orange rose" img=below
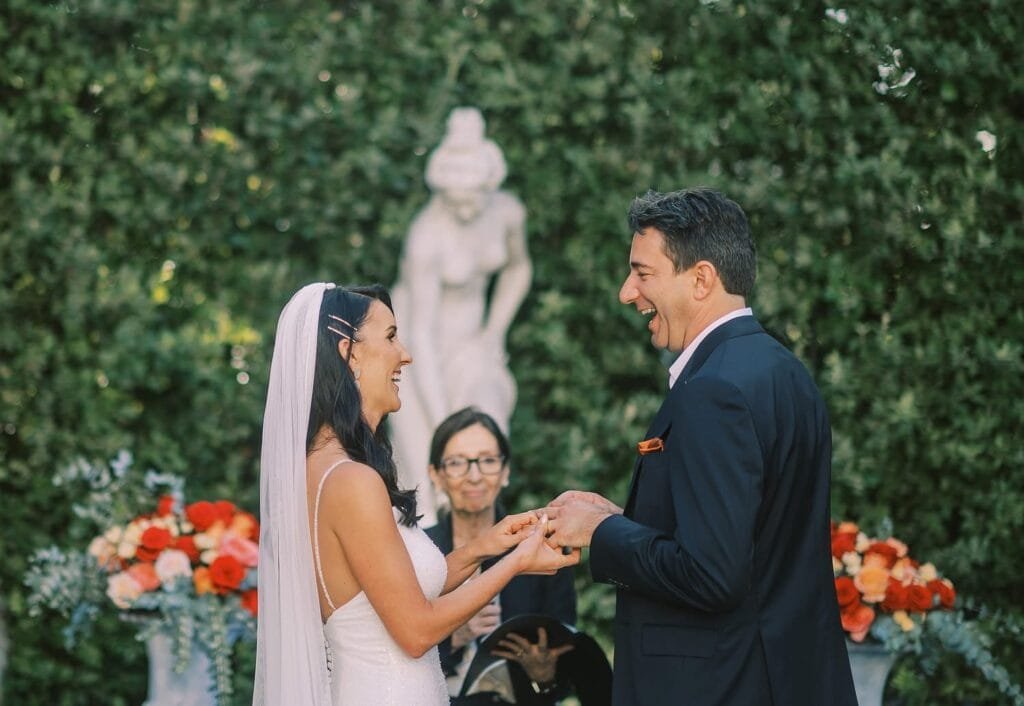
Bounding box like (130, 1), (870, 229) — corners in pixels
(831, 532), (857, 559)
(157, 495), (175, 517)
(841, 602), (875, 642)
(186, 501), (218, 532)
(241, 589), (258, 616)
(881, 578), (909, 612)
(127, 562), (161, 592)
(907, 584), (933, 612)
(834, 577), (860, 609)
(193, 566), (215, 595)
(209, 555), (245, 593)
(928, 579), (956, 609)
(213, 500), (237, 525)
(854, 565), (889, 603)
(837, 522), (859, 534)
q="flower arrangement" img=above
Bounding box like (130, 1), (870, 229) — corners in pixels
(832, 519), (1024, 705)
(831, 519), (955, 648)
(25, 451), (257, 705)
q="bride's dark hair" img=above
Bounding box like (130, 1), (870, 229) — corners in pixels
(306, 284), (418, 526)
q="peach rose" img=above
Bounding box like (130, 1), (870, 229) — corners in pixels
(193, 566), (215, 595)
(230, 512), (259, 541)
(127, 562), (161, 592)
(88, 536), (118, 569)
(219, 535), (259, 568)
(106, 572), (144, 609)
(854, 565), (889, 603)
(918, 563), (938, 582)
(885, 537), (909, 558)
(837, 521), (859, 534)
(841, 602), (875, 642)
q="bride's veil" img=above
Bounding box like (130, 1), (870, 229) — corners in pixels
(253, 282), (334, 706)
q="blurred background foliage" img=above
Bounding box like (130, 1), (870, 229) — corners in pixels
(1, 0), (1021, 703)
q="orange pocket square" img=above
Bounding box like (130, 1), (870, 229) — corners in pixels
(637, 437), (664, 455)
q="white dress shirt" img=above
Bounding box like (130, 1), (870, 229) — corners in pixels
(668, 308), (753, 389)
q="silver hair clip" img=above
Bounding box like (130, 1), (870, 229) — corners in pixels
(326, 313), (357, 341)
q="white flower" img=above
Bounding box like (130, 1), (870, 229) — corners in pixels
(200, 549), (219, 565)
(106, 572), (143, 609)
(154, 549), (193, 584)
(976, 130), (997, 154)
(842, 551), (862, 575)
(855, 532), (870, 552)
(103, 526), (124, 544)
(919, 562), (938, 581)
(117, 540), (137, 559)
(123, 521), (144, 545)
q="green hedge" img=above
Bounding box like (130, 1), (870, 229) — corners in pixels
(1, 1), (1020, 703)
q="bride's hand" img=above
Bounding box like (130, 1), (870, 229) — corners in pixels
(511, 515), (581, 575)
(472, 510), (539, 559)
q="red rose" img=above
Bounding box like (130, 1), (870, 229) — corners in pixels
(881, 578), (909, 612)
(157, 495), (175, 517)
(831, 532), (857, 559)
(927, 579), (956, 609)
(209, 555), (245, 593)
(241, 589), (258, 616)
(841, 601), (875, 642)
(174, 535), (200, 563)
(141, 526), (172, 551)
(834, 577), (860, 608)
(136, 545), (161, 562)
(907, 584), (934, 612)
(213, 500), (236, 525)
(865, 542), (898, 568)
(186, 501), (218, 531)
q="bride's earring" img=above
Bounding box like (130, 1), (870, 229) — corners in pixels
(353, 368), (361, 380)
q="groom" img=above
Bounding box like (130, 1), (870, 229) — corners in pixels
(547, 189), (856, 705)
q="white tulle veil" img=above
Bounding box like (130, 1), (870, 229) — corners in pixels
(253, 282), (334, 706)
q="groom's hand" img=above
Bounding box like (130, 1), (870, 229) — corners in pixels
(545, 492), (620, 549)
(549, 490), (623, 516)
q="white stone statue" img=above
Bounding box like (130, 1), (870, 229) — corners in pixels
(390, 107), (531, 525)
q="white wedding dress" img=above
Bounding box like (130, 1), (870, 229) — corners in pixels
(314, 461), (450, 706)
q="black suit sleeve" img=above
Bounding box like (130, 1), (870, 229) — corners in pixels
(590, 376), (764, 612)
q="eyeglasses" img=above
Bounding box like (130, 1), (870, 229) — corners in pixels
(438, 455), (506, 478)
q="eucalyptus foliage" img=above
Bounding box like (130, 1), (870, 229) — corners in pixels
(1, 0), (1020, 704)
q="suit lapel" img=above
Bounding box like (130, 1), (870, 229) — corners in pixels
(624, 399), (675, 516)
(623, 316), (765, 516)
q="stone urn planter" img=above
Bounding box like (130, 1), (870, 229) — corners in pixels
(846, 639), (897, 706)
(143, 630), (216, 706)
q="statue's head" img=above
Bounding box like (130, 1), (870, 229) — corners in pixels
(426, 107), (507, 222)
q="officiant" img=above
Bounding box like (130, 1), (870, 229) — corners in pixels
(424, 408), (610, 705)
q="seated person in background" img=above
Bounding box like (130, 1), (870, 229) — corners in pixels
(425, 408), (609, 705)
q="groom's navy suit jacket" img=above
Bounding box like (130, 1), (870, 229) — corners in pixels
(590, 316), (857, 706)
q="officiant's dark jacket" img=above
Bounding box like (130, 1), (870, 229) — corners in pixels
(590, 316), (857, 706)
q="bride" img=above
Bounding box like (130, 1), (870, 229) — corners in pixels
(253, 283), (578, 705)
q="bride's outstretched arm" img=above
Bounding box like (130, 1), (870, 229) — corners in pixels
(440, 510), (539, 593)
(322, 464), (577, 659)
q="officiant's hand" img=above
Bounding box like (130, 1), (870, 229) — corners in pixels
(473, 510), (539, 560)
(545, 492), (620, 549)
(451, 601), (501, 649)
(491, 626), (575, 685)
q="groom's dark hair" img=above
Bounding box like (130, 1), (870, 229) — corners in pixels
(627, 188), (757, 298)
(307, 284), (418, 527)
